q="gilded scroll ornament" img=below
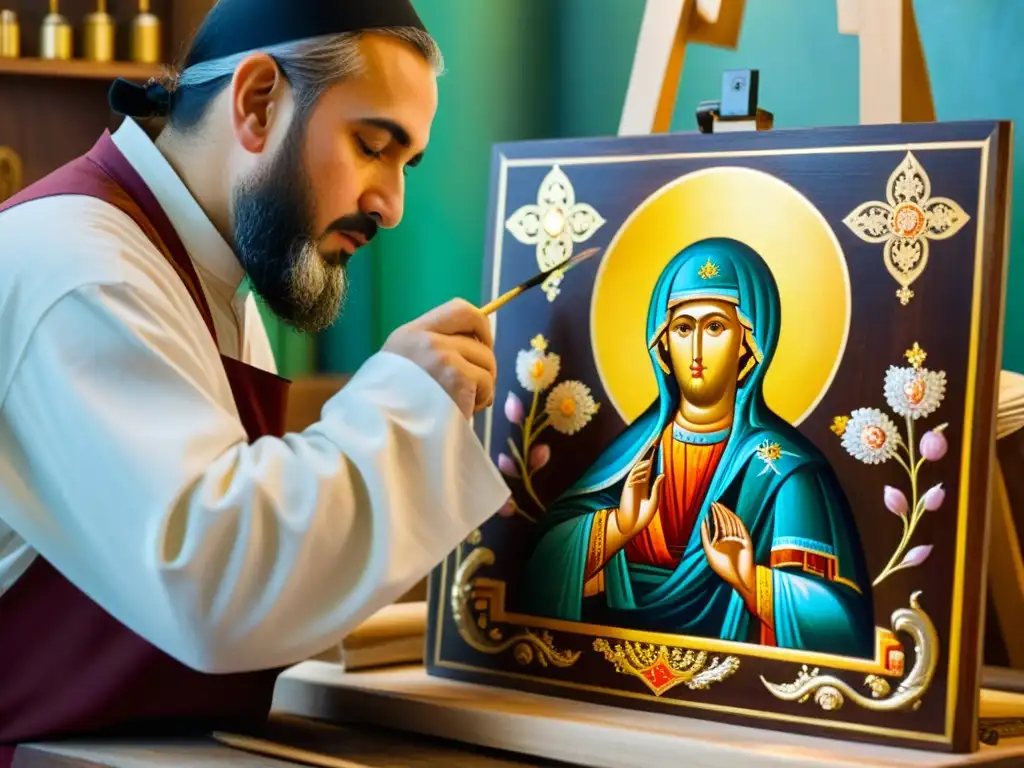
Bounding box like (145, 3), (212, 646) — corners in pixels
(0, 146), (23, 202)
(843, 151), (969, 305)
(451, 545), (580, 668)
(592, 638), (740, 696)
(760, 591), (938, 712)
(505, 165), (606, 295)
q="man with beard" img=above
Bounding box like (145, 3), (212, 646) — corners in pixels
(0, 0), (510, 757)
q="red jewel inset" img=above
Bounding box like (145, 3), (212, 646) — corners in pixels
(890, 202), (926, 239)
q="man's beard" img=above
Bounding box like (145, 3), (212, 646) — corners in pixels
(231, 117), (363, 334)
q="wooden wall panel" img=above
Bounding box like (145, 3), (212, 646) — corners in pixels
(0, 0), (213, 196)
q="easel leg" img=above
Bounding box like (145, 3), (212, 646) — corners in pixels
(838, 0), (936, 124)
(618, 0), (747, 137)
(618, 0), (691, 136)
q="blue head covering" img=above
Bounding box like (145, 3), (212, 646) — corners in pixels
(560, 236), (786, 501)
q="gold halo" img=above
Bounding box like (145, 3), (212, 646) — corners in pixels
(590, 166), (850, 427)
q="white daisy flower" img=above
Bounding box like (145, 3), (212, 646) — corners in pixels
(841, 408), (901, 464)
(545, 380), (599, 435)
(515, 348), (560, 393)
(883, 365), (946, 420)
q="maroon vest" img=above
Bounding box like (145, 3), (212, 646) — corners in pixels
(0, 131), (290, 764)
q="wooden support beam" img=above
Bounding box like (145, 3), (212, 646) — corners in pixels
(838, 0), (936, 124)
(618, 0), (747, 136)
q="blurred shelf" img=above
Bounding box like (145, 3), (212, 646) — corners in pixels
(0, 57), (163, 81)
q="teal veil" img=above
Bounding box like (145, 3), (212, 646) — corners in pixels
(519, 237), (874, 656)
(563, 237), (786, 497)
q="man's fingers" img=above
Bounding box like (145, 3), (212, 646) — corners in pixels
(414, 298), (493, 347)
(430, 332), (497, 379)
(466, 360), (495, 412)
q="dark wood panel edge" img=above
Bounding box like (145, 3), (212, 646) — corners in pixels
(951, 121), (1016, 753)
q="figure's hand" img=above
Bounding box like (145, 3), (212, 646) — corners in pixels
(382, 299), (497, 418)
(700, 503), (755, 606)
(616, 460), (665, 538)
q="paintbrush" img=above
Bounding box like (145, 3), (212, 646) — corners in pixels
(481, 246), (601, 315)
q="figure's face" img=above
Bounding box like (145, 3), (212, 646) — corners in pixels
(229, 33), (438, 332)
(665, 299), (745, 409)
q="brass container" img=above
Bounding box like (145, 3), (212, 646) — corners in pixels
(40, 0), (72, 60)
(0, 9), (20, 58)
(130, 0), (161, 63)
(0, 145), (23, 202)
(82, 0), (115, 62)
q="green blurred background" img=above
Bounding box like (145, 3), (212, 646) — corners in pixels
(258, 0), (1024, 379)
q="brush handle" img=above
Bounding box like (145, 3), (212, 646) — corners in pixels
(481, 286), (523, 315)
(480, 247), (599, 316)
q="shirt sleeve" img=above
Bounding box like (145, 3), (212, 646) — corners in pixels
(1, 279), (510, 674)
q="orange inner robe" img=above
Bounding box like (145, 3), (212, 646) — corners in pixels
(624, 423), (727, 569)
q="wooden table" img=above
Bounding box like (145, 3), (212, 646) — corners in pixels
(273, 663), (1024, 768)
(12, 715), (568, 767)
(18, 662), (1024, 767)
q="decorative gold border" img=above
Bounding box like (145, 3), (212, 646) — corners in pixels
(471, 575), (903, 676)
(435, 137), (996, 746)
(760, 591), (939, 714)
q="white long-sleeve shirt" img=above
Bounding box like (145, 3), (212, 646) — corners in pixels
(0, 117), (510, 674)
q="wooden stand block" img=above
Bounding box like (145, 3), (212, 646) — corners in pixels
(272, 663), (1024, 767)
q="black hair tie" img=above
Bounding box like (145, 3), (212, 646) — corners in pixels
(108, 77), (172, 118)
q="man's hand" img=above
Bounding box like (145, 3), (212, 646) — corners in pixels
(382, 298), (497, 418)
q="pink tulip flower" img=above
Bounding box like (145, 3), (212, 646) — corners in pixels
(497, 453), (519, 478)
(884, 486), (908, 518)
(921, 484), (945, 512)
(529, 444), (551, 471)
(919, 430), (948, 461)
(504, 392), (524, 425)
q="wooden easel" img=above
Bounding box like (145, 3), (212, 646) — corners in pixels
(619, 0), (1024, 673)
(619, 0), (934, 135)
(618, 0), (745, 135)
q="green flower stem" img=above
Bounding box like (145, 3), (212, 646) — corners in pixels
(509, 498), (537, 523)
(873, 415), (922, 587)
(513, 388), (547, 512)
(890, 450), (913, 477)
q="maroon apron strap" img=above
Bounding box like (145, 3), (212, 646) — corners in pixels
(83, 132), (219, 346)
(0, 132), (291, 765)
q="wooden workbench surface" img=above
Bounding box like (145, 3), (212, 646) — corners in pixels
(13, 714), (566, 767)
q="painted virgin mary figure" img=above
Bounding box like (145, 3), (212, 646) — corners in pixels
(520, 237), (875, 659)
